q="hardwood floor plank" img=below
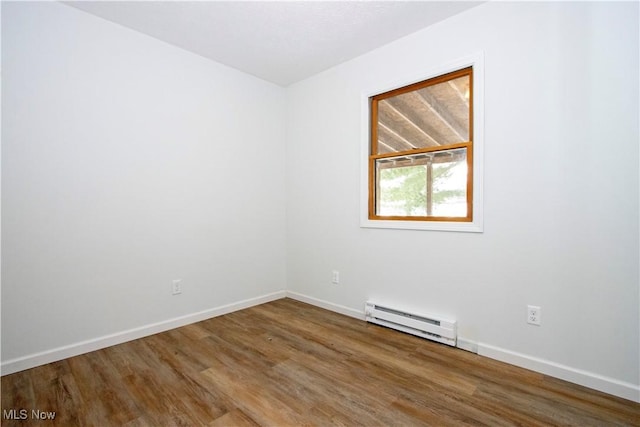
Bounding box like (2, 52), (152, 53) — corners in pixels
(119, 337), (225, 426)
(179, 322), (213, 341)
(272, 359), (385, 424)
(143, 334), (228, 423)
(51, 373), (85, 427)
(122, 415), (154, 427)
(1, 371), (36, 427)
(2, 298), (639, 426)
(70, 350), (140, 425)
(200, 365), (308, 426)
(540, 375), (640, 425)
(209, 409), (260, 427)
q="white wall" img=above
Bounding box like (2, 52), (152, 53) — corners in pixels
(2, 2), (286, 365)
(286, 1), (639, 399)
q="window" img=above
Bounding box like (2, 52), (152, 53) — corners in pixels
(369, 67), (473, 223)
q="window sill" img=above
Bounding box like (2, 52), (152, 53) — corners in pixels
(360, 217), (483, 233)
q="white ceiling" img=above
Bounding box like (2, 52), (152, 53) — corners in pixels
(64, 1), (483, 87)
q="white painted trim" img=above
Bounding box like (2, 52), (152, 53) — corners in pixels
(456, 337), (478, 354)
(285, 291), (365, 320)
(1, 290), (286, 376)
(478, 342), (640, 403)
(360, 51), (484, 233)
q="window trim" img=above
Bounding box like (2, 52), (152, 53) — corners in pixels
(360, 52), (484, 232)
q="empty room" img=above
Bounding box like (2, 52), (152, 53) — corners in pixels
(2, 1), (639, 425)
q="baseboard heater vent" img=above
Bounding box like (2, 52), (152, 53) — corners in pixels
(365, 301), (457, 346)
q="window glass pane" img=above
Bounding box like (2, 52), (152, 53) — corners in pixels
(377, 162), (428, 216)
(376, 148), (467, 217)
(376, 75), (470, 155)
(431, 150), (467, 217)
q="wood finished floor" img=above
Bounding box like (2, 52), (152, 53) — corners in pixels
(2, 298), (639, 426)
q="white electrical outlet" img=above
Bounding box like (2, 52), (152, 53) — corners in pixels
(172, 279), (182, 295)
(331, 270), (340, 285)
(527, 305), (541, 326)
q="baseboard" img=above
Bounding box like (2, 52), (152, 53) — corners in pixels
(456, 337), (478, 353)
(285, 291), (365, 320)
(478, 342), (640, 403)
(284, 292), (639, 404)
(1, 290), (286, 376)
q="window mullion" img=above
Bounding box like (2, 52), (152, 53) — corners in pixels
(371, 142), (470, 161)
(426, 160), (433, 216)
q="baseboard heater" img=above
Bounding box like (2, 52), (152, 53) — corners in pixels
(365, 301), (457, 346)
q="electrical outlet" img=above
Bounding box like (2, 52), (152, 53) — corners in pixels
(172, 279), (182, 295)
(331, 270), (340, 285)
(527, 305), (541, 326)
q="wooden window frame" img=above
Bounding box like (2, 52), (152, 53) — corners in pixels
(360, 53), (484, 232)
(369, 67), (473, 222)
